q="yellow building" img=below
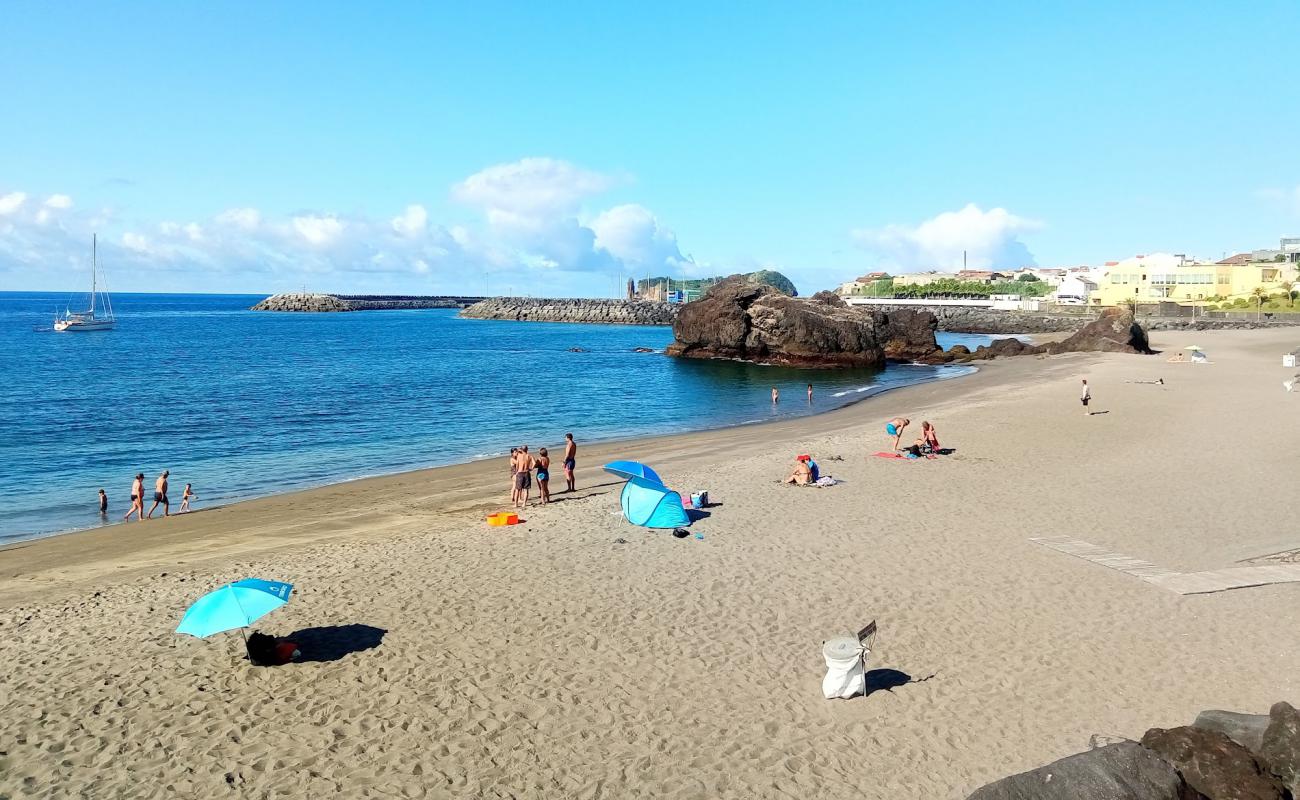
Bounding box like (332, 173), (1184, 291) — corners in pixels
(1093, 253), (1292, 307)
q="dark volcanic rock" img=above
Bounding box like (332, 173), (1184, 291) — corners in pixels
(966, 742), (1202, 800)
(960, 337), (1046, 361)
(881, 309), (946, 363)
(1141, 726), (1285, 800)
(810, 290), (847, 306)
(1260, 702), (1300, 797)
(666, 276), (939, 368)
(1046, 308), (1153, 355)
(1192, 710), (1271, 755)
(632, 347), (655, 353)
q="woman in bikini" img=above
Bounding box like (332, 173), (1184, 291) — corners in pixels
(535, 448), (552, 505)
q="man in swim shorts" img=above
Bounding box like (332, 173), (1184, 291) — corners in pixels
(512, 446), (534, 509)
(885, 417), (910, 451)
(146, 470), (170, 518)
(1081, 379), (1091, 416)
(562, 433), (577, 493)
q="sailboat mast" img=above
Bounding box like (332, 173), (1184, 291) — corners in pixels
(90, 234), (97, 314)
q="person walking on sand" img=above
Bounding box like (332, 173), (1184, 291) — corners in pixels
(807, 383), (813, 403)
(179, 483), (195, 513)
(1081, 379), (1092, 416)
(513, 446), (534, 509)
(562, 433), (577, 493)
(146, 470), (170, 518)
(885, 417), (910, 451)
(124, 473), (145, 521)
(536, 448), (552, 505)
(771, 386), (779, 404)
(98, 488), (108, 517)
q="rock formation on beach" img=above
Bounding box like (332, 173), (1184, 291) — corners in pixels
(952, 308), (1154, 363)
(665, 275), (941, 368)
(966, 701), (1300, 799)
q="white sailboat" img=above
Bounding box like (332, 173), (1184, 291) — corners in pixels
(54, 234), (115, 332)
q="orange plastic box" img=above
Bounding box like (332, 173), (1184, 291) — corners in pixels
(487, 512), (519, 526)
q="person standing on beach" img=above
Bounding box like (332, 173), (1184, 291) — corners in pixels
(179, 484), (195, 513)
(807, 383), (813, 403)
(562, 433), (577, 493)
(885, 417), (910, 451)
(124, 473), (145, 521)
(513, 446), (534, 509)
(1081, 379), (1091, 416)
(536, 448), (552, 505)
(508, 448), (519, 505)
(98, 489), (108, 516)
(146, 470), (169, 518)
(771, 386), (779, 404)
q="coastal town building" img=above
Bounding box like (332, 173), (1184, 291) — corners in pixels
(1092, 252), (1293, 306)
(1052, 274), (1099, 305)
(891, 271), (959, 287)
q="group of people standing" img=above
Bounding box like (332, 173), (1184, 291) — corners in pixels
(110, 470), (195, 521)
(509, 433), (577, 509)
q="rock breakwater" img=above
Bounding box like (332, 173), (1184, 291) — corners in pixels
(251, 294), (488, 312)
(861, 304), (1300, 334)
(250, 293), (353, 312)
(460, 297), (679, 325)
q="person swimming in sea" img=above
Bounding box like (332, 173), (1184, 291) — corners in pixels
(885, 417), (910, 451)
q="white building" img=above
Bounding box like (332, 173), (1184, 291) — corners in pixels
(1053, 274), (1100, 305)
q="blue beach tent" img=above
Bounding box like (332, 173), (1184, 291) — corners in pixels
(603, 460), (664, 485)
(620, 476), (691, 529)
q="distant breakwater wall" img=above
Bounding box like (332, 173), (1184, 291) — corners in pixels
(251, 293), (488, 312)
(460, 297), (679, 326)
(864, 304), (1300, 334)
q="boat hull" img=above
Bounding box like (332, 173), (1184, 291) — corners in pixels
(54, 319), (115, 332)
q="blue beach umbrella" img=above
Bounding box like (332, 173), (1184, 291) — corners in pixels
(620, 476), (691, 529)
(603, 460), (664, 485)
(176, 578), (294, 639)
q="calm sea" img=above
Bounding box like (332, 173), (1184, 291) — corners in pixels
(0, 292), (993, 543)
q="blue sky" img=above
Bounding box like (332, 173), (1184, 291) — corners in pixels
(2, 1), (1298, 295)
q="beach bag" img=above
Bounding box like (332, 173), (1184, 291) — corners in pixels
(821, 636), (865, 699)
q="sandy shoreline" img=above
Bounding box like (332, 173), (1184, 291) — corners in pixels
(3, 328), (1298, 798)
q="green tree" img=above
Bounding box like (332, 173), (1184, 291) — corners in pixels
(1281, 281), (1295, 308)
(1016, 273), (1040, 282)
(1252, 287), (1267, 320)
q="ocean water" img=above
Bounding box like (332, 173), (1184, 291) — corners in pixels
(0, 292), (994, 543)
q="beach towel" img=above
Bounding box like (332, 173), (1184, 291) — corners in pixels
(872, 451), (934, 460)
(813, 476), (838, 487)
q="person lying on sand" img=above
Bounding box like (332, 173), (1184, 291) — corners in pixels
(1166, 352), (1186, 362)
(885, 417), (909, 451)
(783, 458), (813, 485)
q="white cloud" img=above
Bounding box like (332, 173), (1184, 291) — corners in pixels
(390, 204), (428, 236)
(0, 160), (701, 293)
(590, 204), (690, 272)
(852, 204), (1041, 271)
(0, 191), (27, 215)
(452, 157), (613, 221)
(292, 214), (345, 245)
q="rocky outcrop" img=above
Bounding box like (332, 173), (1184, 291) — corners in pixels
(1141, 726), (1285, 800)
(881, 309), (945, 363)
(967, 702), (1300, 800)
(460, 297), (678, 326)
(665, 275), (940, 368)
(967, 743), (1199, 800)
(251, 293), (353, 312)
(1046, 308), (1152, 354)
(848, 304), (1300, 334)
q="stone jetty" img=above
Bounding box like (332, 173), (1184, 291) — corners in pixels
(251, 294), (488, 312)
(459, 297), (679, 326)
(860, 304), (1300, 334)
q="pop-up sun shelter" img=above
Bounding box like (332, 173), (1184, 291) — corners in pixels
(620, 476), (691, 529)
(603, 460), (664, 485)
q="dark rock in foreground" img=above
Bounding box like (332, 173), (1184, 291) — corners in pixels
(966, 742), (1201, 800)
(1140, 726), (1285, 800)
(665, 275), (940, 368)
(1260, 702), (1300, 797)
(1192, 710), (1272, 755)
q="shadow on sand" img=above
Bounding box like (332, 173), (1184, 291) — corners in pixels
(864, 668), (936, 697)
(285, 624), (387, 663)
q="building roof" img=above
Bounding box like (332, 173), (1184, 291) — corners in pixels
(1217, 253), (1252, 265)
